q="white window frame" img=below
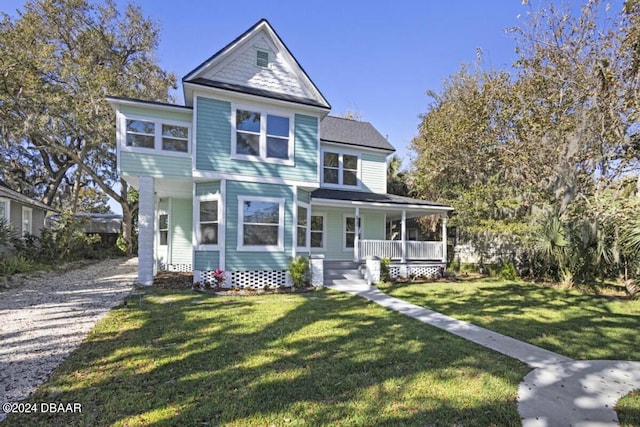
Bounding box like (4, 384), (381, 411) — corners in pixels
(0, 198), (9, 222)
(237, 196), (285, 252)
(120, 114), (192, 157)
(231, 105), (294, 166)
(256, 48), (270, 68)
(196, 195), (221, 250)
(158, 211), (169, 247)
(22, 206), (33, 236)
(296, 201), (310, 250)
(321, 149), (362, 189)
(343, 214), (362, 251)
(310, 213), (326, 250)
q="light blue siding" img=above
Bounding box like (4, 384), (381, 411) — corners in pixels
(195, 181), (220, 196)
(120, 152), (191, 178)
(119, 104), (192, 123)
(195, 96), (318, 182)
(361, 152), (388, 194)
(225, 180), (294, 271)
(298, 189), (310, 204)
(194, 251), (219, 270)
(170, 199), (193, 265)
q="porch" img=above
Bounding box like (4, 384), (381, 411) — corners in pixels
(358, 240), (444, 262)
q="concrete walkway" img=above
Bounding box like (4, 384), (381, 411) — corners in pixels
(327, 283), (640, 427)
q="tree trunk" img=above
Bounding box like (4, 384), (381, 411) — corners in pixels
(120, 180), (134, 255)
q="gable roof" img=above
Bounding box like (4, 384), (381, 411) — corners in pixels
(320, 116), (395, 152)
(0, 185), (55, 212)
(183, 19), (330, 110)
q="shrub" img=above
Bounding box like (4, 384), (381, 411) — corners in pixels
(212, 269), (226, 287)
(0, 255), (35, 276)
(380, 258), (391, 282)
(449, 256), (461, 272)
(288, 256), (309, 288)
(499, 261), (518, 281)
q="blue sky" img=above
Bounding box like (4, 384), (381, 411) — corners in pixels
(4, 0), (535, 167)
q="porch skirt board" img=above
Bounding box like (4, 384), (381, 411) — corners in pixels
(389, 263), (444, 279)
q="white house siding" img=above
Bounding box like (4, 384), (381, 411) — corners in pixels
(361, 152), (388, 194)
(204, 31), (312, 100)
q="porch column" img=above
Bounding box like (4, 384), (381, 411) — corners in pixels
(138, 176), (155, 286)
(353, 207), (360, 263)
(401, 210), (407, 263)
(441, 215), (448, 264)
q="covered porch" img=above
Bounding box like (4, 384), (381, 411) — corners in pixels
(310, 188), (453, 265)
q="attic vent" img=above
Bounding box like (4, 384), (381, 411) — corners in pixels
(256, 50), (269, 68)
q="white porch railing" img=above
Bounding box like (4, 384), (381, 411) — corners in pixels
(359, 240), (443, 261)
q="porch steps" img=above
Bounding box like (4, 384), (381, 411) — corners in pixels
(323, 261), (370, 291)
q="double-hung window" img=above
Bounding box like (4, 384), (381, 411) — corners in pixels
(296, 204), (309, 248)
(159, 213), (169, 246)
(124, 117), (190, 154)
(310, 214), (325, 249)
(238, 196), (284, 251)
(234, 108), (292, 164)
(322, 151), (360, 188)
(22, 207), (32, 236)
(197, 197), (219, 248)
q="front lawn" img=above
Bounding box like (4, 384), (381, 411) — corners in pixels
(377, 279), (640, 361)
(378, 278), (640, 427)
(4, 288), (528, 426)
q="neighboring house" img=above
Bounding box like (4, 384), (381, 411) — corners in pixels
(47, 213), (123, 246)
(107, 19), (453, 287)
(0, 185), (54, 237)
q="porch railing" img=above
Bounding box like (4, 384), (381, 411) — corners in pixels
(359, 239), (443, 261)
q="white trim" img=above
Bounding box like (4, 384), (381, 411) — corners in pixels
(343, 213), (360, 252)
(296, 200), (310, 251)
(192, 169), (318, 189)
(0, 198), (9, 222)
(21, 206), (32, 236)
(116, 109), (123, 176)
(107, 97), (193, 113)
(158, 206), (170, 265)
(195, 193), (221, 251)
(231, 104), (295, 166)
(321, 140), (395, 155)
(185, 84), (331, 115)
(237, 195), (285, 252)
(119, 113), (192, 157)
(192, 96), (198, 172)
(320, 149), (362, 190)
(219, 180), (226, 270)
(311, 198), (454, 212)
(310, 212), (326, 251)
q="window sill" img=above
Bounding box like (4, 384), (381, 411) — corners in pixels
(237, 245), (284, 252)
(196, 244), (220, 251)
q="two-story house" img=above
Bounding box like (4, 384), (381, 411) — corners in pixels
(108, 19), (453, 287)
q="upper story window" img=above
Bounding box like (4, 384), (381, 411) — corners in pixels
(233, 107), (293, 165)
(322, 151), (360, 188)
(123, 117), (190, 155)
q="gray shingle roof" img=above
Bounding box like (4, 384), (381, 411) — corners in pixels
(320, 116), (395, 152)
(0, 185), (55, 212)
(311, 188), (452, 209)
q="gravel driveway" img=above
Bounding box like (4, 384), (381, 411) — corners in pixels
(0, 257), (137, 422)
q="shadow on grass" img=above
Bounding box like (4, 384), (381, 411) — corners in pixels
(379, 280), (640, 361)
(4, 288), (528, 427)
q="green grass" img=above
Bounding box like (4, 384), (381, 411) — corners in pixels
(378, 278), (640, 426)
(4, 288), (528, 426)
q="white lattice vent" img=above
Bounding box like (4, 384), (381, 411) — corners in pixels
(407, 265), (442, 277)
(389, 266), (401, 278)
(162, 264), (192, 272)
(232, 270), (289, 289)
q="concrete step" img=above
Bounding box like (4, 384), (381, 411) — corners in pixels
(324, 269), (362, 280)
(324, 261), (360, 269)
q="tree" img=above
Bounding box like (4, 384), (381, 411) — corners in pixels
(0, 0), (176, 252)
(387, 154), (410, 196)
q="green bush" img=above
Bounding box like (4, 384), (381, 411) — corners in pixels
(380, 258), (391, 282)
(0, 255), (36, 276)
(499, 261), (518, 281)
(288, 256), (309, 288)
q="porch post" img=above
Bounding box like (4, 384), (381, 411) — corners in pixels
(138, 176), (155, 286)
(401, 210), (407, 263)
(353, 207), (360, 263)
(441, 215), (448, 264)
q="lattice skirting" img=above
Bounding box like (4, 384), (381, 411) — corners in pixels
(160, 263), (192, 272)
(199, 270), (290, 289)
(389, 264), (444, 279)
